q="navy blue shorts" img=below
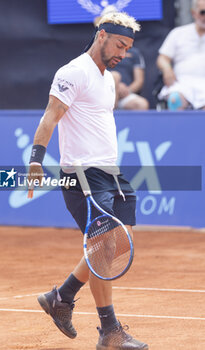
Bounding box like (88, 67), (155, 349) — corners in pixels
(60, 167), (136, 233)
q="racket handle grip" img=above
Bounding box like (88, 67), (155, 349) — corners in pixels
(73, 162), (91, 196)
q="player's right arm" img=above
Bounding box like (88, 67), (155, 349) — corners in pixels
(33, 95), (68, 146)
(28, 95), (68, 197)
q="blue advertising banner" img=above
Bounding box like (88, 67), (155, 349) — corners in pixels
(0, 110), (204, 228)
(47, 0), (163, 24)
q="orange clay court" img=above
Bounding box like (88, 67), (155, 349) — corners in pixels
(0, 225), (205, 350)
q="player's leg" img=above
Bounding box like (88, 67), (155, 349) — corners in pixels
(86, 190), (121, 333)
(56, 175), (90, 301)
(37, 256), (88, 339)
(94, 189), (148, 349)
(125, 224), (133, 239)
(71, 255), (89, 282)
(37, 172), (90, 338)
(60, 252), (118, 331)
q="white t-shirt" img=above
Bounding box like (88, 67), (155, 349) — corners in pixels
(50, 53), (117, 167)
(159, 23), (205, 108)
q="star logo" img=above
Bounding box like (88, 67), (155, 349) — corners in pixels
(0, 168), (17, 188)
(5, 168), (17, 181)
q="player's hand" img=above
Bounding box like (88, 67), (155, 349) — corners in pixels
(163, 68), (176, 87)
(27, 164), (44, 198)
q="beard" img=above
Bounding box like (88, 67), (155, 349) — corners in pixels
(100, 40), (122, 68)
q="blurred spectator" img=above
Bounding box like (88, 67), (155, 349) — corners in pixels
(157, 0), (205, 110)
(110, 47), (149, 110)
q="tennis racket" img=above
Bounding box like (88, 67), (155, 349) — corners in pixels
(74, 163), (134, 281)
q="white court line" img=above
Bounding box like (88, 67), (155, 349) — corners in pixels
(112, 287), (205, 293)
(0, 308), (205, 321)
(0, 292), (46, 301)
(1, 287), (205, 301)
(0, 308), (42, 313)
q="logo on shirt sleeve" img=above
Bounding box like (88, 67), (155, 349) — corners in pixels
(57, 78), (74, 93)
(58, 84), (69, 92)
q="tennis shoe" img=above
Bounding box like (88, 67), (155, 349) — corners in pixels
(96, 322), (148, 350)
(37, 286), (77, 339)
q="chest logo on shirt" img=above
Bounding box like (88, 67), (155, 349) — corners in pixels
(76, 0), (133, 15)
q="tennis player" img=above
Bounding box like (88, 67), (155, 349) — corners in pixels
(28, 12), (148, 350)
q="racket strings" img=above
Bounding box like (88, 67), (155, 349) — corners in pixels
(87, 217), (132, 279)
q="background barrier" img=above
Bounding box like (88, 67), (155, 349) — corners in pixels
(47, 0), (163, 24)
(0, 0), (175, 109)
(0, 110), (204, 228)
